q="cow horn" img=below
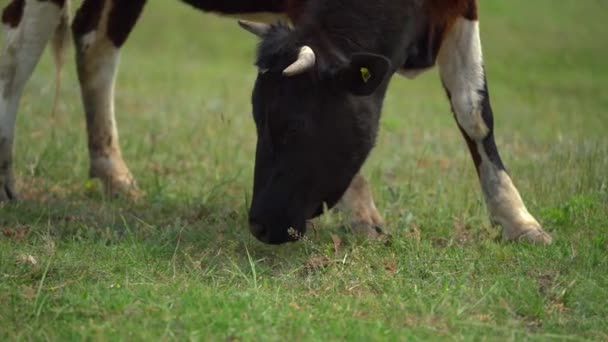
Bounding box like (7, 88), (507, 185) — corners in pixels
(283, 46), (316, 76)
(238, 20), (271, 37)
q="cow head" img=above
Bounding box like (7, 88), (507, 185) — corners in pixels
(240, 21), (391, 244)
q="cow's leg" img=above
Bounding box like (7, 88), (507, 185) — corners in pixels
(72, 0), (146, 199)
(336, 173), (385, 238)
(437, 15), (551, 244)
(0, 0), (67, 201)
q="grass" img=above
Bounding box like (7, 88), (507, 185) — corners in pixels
(1, 0), (607, 340)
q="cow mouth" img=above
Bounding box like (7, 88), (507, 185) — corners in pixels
(249, 214), (307, 244)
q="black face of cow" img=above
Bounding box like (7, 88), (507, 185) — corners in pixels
(243, 23), (392, 244)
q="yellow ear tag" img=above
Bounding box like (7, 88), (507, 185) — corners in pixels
(360, 67), (372, 83)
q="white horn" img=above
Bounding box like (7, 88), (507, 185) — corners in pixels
(238, 20), (271, 37)
(283, 46), (316, 76)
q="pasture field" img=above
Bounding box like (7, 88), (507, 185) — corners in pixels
(1, 1), (607, 340)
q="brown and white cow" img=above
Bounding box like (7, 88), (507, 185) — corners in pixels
(0, 0), (551, 244)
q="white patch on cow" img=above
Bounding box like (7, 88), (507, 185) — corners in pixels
(2, 23), (20, 48)
(79, 31), (97, 51)
(438, 17), (488, 140)
(1, 1), (62, 95)
(1, 0), (64, 198)
(76, 1), (119, 91)
(81, 45), (119, 91)
(476, 144), (550, 242)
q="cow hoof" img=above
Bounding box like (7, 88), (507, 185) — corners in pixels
(90, 157), (143, 201)
(505, 225), (552, 245)
(0, 176), (18, 202)
(0, 184), (18, 202)
(102, 175), (143, 201)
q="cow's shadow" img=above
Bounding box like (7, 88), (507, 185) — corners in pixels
(0, 181), (394, 285)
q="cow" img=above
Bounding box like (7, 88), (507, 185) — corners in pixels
(239, 0), (553, 245)
(0, 0), (383, 236)
(0, 0), (551, 246)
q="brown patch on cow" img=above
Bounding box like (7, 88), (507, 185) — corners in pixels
(403, 0), (478, 78)
(425, 0), (477, 25)
(107, 0), (146, 47)
(72, 0), (104, 37)
(286, 0), (307, 22)
(462, 0), (478, 20)
(2, 0), (25, 28)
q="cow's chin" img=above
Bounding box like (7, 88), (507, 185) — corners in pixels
(248, 174), (356, 244)
(265, 224), (307, 245)
(249, 214), (307, 245)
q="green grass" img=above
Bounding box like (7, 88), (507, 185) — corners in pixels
(2, 0), (607, 340)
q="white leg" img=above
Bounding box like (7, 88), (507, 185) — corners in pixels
(0, 0), (66, 201)
(336, 173), (385, 238)
(72, 0), (145, 199)
(438, 17), (551, 244)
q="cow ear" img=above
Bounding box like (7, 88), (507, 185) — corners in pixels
(337, 53), (391, 96)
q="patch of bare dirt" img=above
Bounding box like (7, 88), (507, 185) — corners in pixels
(452, 216), (473, 245)
(384, 257), (398, 276)
(330, 234), (343, 254)
(431, 237), (449, 248)
(416, 157), (454, 171)
(405, 223), (421, 243)
(403, 315), (450, 335)
(303, 256), (333, 273)
(531, 271), (571, 315)
(16, 178), (82, 202)
(516, 312), (543, 331)
(2, 225), (30, 242)
(20, 285), (37, 300)
(471, 313), (493, 322)
(16, 254), (39, 271)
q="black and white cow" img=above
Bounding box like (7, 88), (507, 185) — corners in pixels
(0, 0), (551, 245)
(240, 0), (553, 244)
